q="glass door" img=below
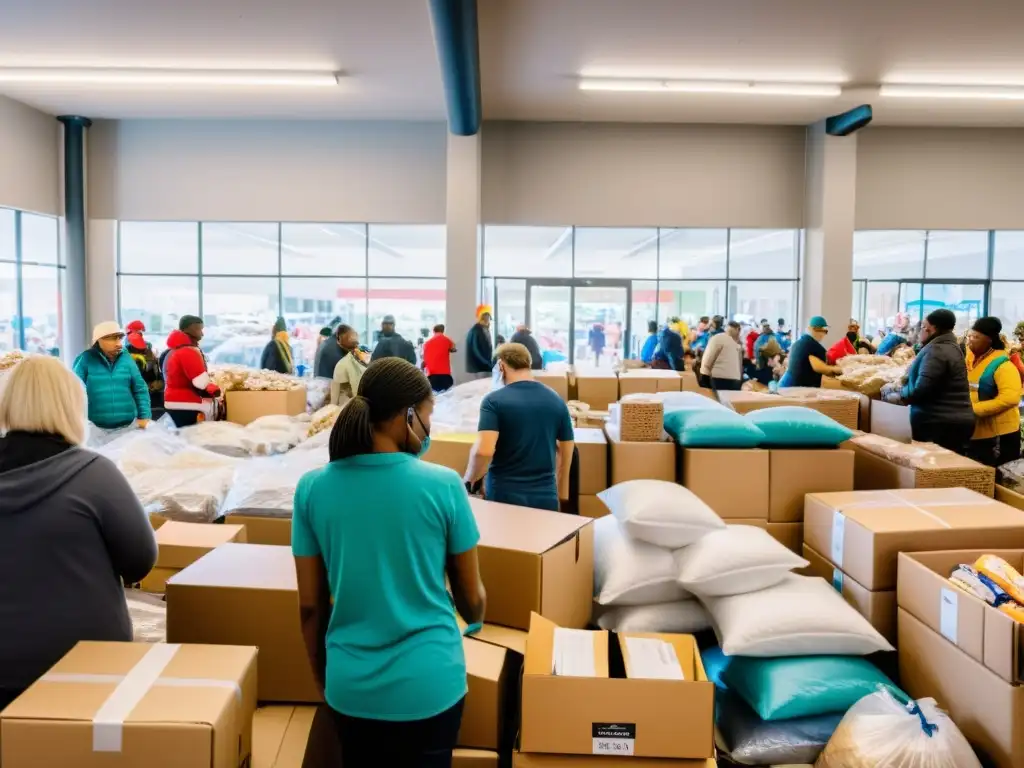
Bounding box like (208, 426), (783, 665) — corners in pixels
(527, 283), (572, 369)
(525, 279), (631, 369)
(899, 282), (986, 334)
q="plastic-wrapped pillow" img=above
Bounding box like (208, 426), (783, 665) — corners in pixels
(674, 525), (808, 597)
(701, 574), (893, 657)
(592, 516), (691, 606)
(699, 646), (732, 691)
(597, 479), (725, 548)
(817, 688), (982, 768)
(744, 406), (853, 447)
(593, 600), (710, 633)
(650, 391), (725, 414)
(664, 407), (765, 448)
(716, 690), (841, 767)
(721, 655), (904, 721)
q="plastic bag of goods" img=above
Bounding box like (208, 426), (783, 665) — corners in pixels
(179, 415), (307, 457)
(815, 688), (982, 768)
(717, 690), (841, 767)
(94, 422), (186, 465)
(125, 589), (166, 643)
(221, 448), (329, 518)
(431, 378), (491, 434)
(306, 376), (330, 412)
(307, 404), (342, 438)
(998, 458), (1024, 494)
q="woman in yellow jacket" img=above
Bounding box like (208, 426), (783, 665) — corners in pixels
(966, 317), (1023, 466)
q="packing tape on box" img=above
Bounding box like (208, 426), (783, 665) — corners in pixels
(40, 643), (242, 753)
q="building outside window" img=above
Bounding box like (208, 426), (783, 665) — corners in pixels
(0, 207), (63, 356)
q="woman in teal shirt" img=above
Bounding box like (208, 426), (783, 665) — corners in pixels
(293, 358), (486, 768)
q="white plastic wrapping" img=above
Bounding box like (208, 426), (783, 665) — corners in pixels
(125, 589), (167, 643)
(178, 415), (309, 457)
(306, 377), (331, 412)
(431, 378), (492, 434)
(816, 689), (982, 768)
(835, 354), (910, 397)
(221, 448), (329, 519)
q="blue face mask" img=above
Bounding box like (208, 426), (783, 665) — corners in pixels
(407, 407), (431, 458)
(416, 435), (431, 458)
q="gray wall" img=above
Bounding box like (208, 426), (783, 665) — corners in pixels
(0, 96), (60, 215)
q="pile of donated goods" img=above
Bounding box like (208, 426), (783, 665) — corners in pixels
(590, 472), (980, 766)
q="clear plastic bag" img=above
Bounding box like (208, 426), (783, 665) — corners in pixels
(816, 689), (982, 768)
(717, 690), (840, 766)
(431, 378), (491, 434)
(221, 448), (329, 518)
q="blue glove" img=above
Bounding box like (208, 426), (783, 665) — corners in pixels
(462, 622), (483, 637)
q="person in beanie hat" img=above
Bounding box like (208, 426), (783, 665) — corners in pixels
(163, 315), (220, 428)
(965, 316), (1023, 466)
(312, 326), (333, 378)
(465, 305), (494, 377)
(72, 322), (152, 430)
(260, 317), (295, 375)
(124, 320), (164, 418)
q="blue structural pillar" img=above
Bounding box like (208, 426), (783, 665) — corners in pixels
(428, 0), (482, 136)
(58, 115), (91, 359)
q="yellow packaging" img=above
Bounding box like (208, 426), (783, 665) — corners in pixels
(976, 554), (1024, 604)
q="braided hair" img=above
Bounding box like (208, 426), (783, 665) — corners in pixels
(328, 358), (433, 461)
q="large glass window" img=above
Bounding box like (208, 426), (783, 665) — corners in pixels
(202, 223), (279, 275)
(658, 229), (727, 280)
(729, 281), (798, 326)
(991, 282), (1024, 330)
(993, 231), (1024, 280)
(119, 275), (200, 353)
(368, 278), (446, 348)
(281, 223), (366, 276)
(483, 226), (573, 278)
(368, 225), (446, 278)
(853, 231), (926, 280)
(924, 230), (988, 280)
(0, 208), (63, 355)
(727, 229), (799, 279)
(573, 227), (657, 280)
(0, 262), (17, 352)
(118, 222), (198, 274)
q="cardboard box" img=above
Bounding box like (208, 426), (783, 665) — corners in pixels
(578, 495), (610, 519)
(605, 424), (676, 484)
(898, 548), (1024, 684)
(519, 614), (714, 760)
(535, 372), (569, 401)
(140, 520), (247, 593)
(253, 706), (342, 768)
(471, 499), (594, 631)
(575, 373), (619, 411)
(514, 753), (715, 767)
(869, 400), (912, 442)
(222, 514), (292, 546)
(767, 522), (803, 554)
(0, 640), (257, 768)
(226, 387), (307, 426)
(849, 434), (996, 496)
(803, 543), (896, 644)
(461, 627), (526, 751)
(768, 448), (854, 523)
(899, 608), (1024, 768)
(454, 750), (500, 768)
(423, 432), (476, 475)
(803, 488), (1024, 590)
(680, 448), (769, 519)
(166, 543), (321, 703)
(680, 371), (716, 399)
(997, 484), (1024, 512)
(617, 369), (683, 396)
(575, 427), (608, 495)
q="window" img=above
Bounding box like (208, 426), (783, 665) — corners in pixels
(924, 230), (988, 279)
(0, 262), (17, 352)
(202, 223), (279, 275)
(367, 278), (446, 345)
(853, 230), (925, 280)
(20, 212), (60, 266)
(118, 222), (199, 274)
(0, 208), (64, 355)
(659, 281), (726, 326)
(991, 282), (1024, 330)
(20, 265), (62, 354)
(119, 275), (200, 354)
(483, 226), (572, 278)
(282, 277), (368, 351)
(729, 281), (797, 327)
(573, 227), (657, 280)
(727, 229), (799, 279)
(993, 231), (1024, 280)
(864, 282), (900, 338)
(658, 229), (727, 280)
(282, 223), (366, 276)
(368, 225), (445, 278)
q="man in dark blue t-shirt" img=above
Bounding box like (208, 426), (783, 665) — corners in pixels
(465, 343), (575, 511)
(779, 315), (842, 388)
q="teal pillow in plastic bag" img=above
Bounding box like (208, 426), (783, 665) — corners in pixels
(745, 406), (854, 447)
(721, 655), (904, 721)
(664, 407), (765, 448)
(699, 646), (731, 691)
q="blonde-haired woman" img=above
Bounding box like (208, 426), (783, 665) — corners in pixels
(0, 356), (157, 709)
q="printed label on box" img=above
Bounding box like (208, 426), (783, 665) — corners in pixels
(940, 587), (958, 644)
(831, 511), (845, 567)
(832, 568), (844, 593)
(592, 723), (636, 756)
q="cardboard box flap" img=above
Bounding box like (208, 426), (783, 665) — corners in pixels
(458, 618), (529, 656)
(156, 521), (246, 569)
(618, 632), (699, 682)
(464, 636), (510, 684)
(169, 543), (296, 590)
(524, 612), (609, 677)
(573, 428), (607, 446)
(3, 641), (256, 727)
(471, 500), (591, 554)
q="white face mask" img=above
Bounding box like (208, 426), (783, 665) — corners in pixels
(491, 361), (505, 391)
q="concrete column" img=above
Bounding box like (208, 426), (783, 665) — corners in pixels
(801, 121), (858, 345)
(445, 131), (482, 383)
(57, 116), (91, 358)
(86, 219), (118, 330)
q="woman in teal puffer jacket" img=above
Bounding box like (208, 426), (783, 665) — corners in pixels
(72, 322), (152, 430)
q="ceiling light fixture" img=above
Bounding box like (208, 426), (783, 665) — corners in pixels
(578, 78), (842, 97)
(0, 68), (339, 87)
(880, 83), (1024, 100)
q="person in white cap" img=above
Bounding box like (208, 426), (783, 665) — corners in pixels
(72, 322), (151, 430)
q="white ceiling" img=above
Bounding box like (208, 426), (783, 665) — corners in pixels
(3, 0), (1024, 126)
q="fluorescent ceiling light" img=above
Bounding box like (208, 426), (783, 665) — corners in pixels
(880, 83), (1024, 100)
(579, 78), (842, 97)
(0, 68), (339, 87)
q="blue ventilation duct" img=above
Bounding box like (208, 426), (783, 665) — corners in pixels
(428, 0), (482, 136)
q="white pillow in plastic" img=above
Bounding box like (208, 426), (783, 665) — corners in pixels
(593, 600), (710, 633)
(593, 515), (691, 606)
(702, 574), (894, 657)
(598, 479), (725, 548)
(675, 525), (809, 597)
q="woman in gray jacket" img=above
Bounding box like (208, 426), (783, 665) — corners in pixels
(0, 356), (157, 709)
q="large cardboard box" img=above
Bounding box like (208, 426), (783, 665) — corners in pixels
(803, 488), (1024, 590)
(226, 387), (307, 426)
(579, 495), (610, 519)
(575, 427), (608, 495)
(166, 543), (321, 703)
(519, 614), (715, 760)
(253, 706), (342, 768)
(680, 448), (769, 519)
(768, 448), (854, 523)
(140, 520), (247, 593)
(898, 548), (1024, 684)
(997, 484), (1024, 512)
(471, 499), (594, 631)
(454, 750), (500, 767)
(222, 514), (292, 546)
(605, 424), (676, 484)
(515, 754), (715, 767)
(618, 369), (682, 396)
(803, 543), (896, 644)
(423, 432), (476, 475)
(899, 608), (1024, 768)
(767, 522), (802, 554)
(575, 373), (619, 411)
(535, 372), (569, 401)
(460, 626), (527, 751)
(848, 434), (995, 496)
(680, 371), (716, 399)
(869, 400), (912, 442)
(0, 641), (258, 768)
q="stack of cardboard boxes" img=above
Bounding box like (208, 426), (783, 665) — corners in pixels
(575, 427), (610, 518)
(718, 389), (862, 430)
(844, 433), (996, 496)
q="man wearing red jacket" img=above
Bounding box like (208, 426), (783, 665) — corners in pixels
(162, 315), (221, 428)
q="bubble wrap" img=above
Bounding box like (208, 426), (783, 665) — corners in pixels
(221, 448), (329, 519)
(125, 589), (166, 643)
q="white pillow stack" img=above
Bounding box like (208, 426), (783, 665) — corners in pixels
(592, 480), (724, 633)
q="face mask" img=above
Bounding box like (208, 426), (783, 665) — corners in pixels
(847, 331), (858, 343)
(491, 362), (505, 391)
(406, 408), (431, 458)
